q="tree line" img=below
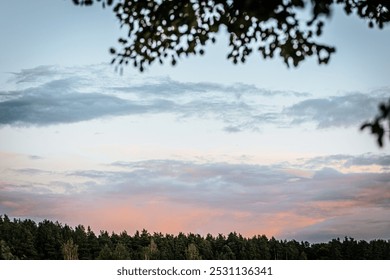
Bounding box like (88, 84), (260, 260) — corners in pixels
(0, 215), (389, 260)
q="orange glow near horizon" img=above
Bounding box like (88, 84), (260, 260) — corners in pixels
(51, 194), (328, 239)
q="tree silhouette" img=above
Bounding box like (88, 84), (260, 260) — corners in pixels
(72, 0), (390, 146)
(1, 215), (390, 259)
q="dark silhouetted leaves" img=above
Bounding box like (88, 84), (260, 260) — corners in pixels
(71, 0), (389, 71)
(361, 99), (390, 147)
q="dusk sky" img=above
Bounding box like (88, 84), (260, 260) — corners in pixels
(0, 0), (389, 243)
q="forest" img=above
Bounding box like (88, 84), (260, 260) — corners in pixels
(0, 215), (389, 260)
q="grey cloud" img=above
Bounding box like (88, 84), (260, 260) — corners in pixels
(66, 170), (134, 184)
(312, 167), (344, 180)
(345, 154), (390, 167)
(67, 170), (115, 179)
(107, 160), (390, 213)
(8, 64), (110, 85)
(0, 182), (84, 221)
(0, 78), (269, 130)
(356, 185), (390, 209)
(285, 93), (389, 128)
(28, 155), (44, 160)
(111, 77), (309, 98)
(288, 214), (390, 243)
(2, 65), (389, 132)
(223, 125), (242, 133)
(0, 65), (302, 130)
(302, 154), (352, 168)
(306, 171), (389, 207)
(303, 153), (390, 169)
(267, 89), (311, 97)
(13, 168), (53, 175)
(0, 78), (179, 126)
(112, 80), (258, 96)
(73, 160), (301, 210)
(9, 65), (63, 84)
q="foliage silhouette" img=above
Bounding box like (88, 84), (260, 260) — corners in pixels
(72, 0), (389, 70)
(71, 0), (390, 146)
(361, 99), (390, 147)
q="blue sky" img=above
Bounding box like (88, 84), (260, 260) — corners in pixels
(0, 0), (389, 242)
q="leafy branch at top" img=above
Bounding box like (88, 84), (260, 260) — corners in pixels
(72, 0), (389, 71)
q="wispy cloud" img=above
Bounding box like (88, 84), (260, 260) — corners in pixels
(8, 65), (65, 84)
(28, 155), (44, 160)
(2, 65), (388, 132)
(12, 168), (54, 176)
(110, 77), (310, 98)
(285, 91), (389, 128)
(0, 77), (168, 126)
(300, 153), (390, 171)
(0, 65), (306, 130)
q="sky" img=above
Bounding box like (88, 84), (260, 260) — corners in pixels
(0, 0), (389, 243)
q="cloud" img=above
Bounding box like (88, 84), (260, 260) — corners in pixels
(111, 77), (310, 98)
(312, 167), (344, 179)
(301, 153), (390, 170)
(223, 125), (242, 133)
(0, 65), (299, 130)
(0, 182), (77, 220)
(2, 159), (389, 241)
(345, 154), (390, 167)
(12, 168), (53, 176)
(285, 92), (389, 128)
(1, 65), (389, 132)
(28, 155), (44, 160)
(0, 77), (170, 126)
(111, 79), (260, 96)
(289, 207), (390, 242)
(8, 65), (64, 84)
